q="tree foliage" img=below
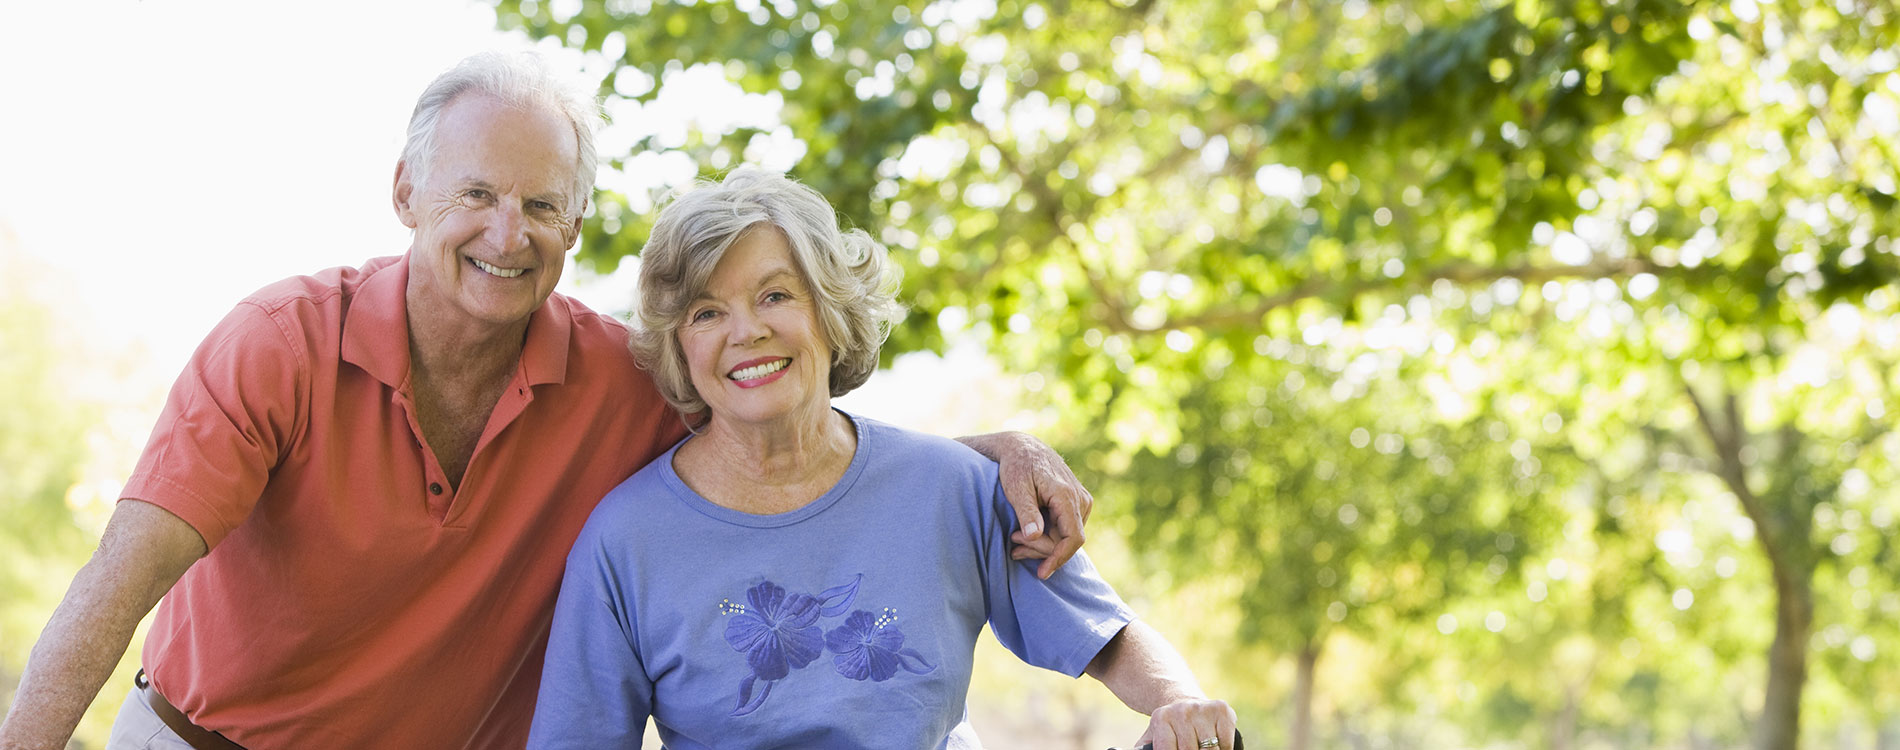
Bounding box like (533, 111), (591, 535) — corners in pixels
(0, 248), (102, 734)
(495, 0), (1900, 745)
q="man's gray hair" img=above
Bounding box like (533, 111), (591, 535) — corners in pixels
(402, 51), (601, 211)
(632, 169), (905, 416)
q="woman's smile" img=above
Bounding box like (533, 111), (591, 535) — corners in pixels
(728, 357), (792, 387)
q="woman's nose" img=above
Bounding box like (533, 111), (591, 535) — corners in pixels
(728, 306), (769, 344)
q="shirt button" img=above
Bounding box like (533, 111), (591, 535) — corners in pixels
(429, 483), (443, 495)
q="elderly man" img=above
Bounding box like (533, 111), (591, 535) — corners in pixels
(0, 52), (1090, 750)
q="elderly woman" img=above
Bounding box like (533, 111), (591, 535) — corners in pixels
(529, 170), (1239, 749)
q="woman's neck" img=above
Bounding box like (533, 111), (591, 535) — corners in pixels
(675, 407), (857, 515)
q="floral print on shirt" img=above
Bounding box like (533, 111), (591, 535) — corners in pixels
(719, 574), (934, 715)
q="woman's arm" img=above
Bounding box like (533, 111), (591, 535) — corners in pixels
(1084, 621), (1239, 750)
(529, 533), (654, 749)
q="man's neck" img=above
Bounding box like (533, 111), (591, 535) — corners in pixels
(402, 297), (529, 490)
(402, 290), (530, 384)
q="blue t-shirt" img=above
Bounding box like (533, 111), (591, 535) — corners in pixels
(528, 414), (1134, 749)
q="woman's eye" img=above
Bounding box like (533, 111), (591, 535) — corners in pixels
(691, 309), (718, 323)
(764, 291), (790, 303)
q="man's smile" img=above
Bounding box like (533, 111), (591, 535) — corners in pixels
(470, 257), (527, 278)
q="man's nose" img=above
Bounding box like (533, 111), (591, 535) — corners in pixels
(485, 202), (531, 251)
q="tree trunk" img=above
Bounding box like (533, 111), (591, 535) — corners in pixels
(1291, 643), (1319, 750)
(1550, 681), (1580, 750)
(1336, 712), (1371, 750)
(1063, 690), (1091, 750)
(1875, 717), (1900, 750)
(1682, 382), (1816, 750)
(1753, 560), (1813, 750)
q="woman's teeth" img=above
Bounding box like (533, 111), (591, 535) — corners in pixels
(730, 359), (789, 380)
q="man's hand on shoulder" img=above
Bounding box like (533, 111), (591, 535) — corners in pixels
(955, 431), (1092, 579)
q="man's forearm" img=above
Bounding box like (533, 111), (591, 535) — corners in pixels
(1, 560), (160, 748)
(1, 500), (205, 750)
(1083, 620), (1206, 714)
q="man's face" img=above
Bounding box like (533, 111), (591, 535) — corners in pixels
(395, 93), (582, 331)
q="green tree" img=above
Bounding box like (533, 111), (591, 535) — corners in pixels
(0, 241), (112, 745)
(494, 0), (1900, 745)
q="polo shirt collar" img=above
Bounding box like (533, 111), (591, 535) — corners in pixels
(342, 255), (573, 390)
(519, 284), (572, 387)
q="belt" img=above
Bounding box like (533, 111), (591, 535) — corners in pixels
(134, 669), (248, 750)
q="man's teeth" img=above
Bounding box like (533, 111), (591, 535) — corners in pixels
(729, 360), (789, 381)
(471, 258), (526, 278)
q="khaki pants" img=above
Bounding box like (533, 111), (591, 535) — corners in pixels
(104, 687), (194, 750)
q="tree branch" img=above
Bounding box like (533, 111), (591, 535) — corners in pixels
(980, 129), (1142, 334)
(1680, 376), (1792, 579)
(1168, 256), (1664, 331)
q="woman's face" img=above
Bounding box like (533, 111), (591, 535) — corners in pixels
(677, 227), (834, 429)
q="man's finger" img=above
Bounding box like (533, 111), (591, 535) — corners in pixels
(1002, 470), (1044, 542)
(1032, 482), (1085, 578)
(1035, 526), (1084, 580)
(1034, 536), (1082, 580)
(1010, 532), (1058, 559)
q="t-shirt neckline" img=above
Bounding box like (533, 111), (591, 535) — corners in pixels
(658, 409), (871, 528)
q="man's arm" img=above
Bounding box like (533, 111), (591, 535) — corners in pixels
(955, 431), (1092, 579)
(1085, 621), (1239, 750)
(0, 499), (206, 750)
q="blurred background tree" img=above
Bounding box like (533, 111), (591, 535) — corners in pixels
(0, 234), (143, 748)
(0, 0), (1893, 747)
(490, 0), (1899, 746)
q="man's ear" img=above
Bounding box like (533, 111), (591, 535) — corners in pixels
(393, 161), (419, 229)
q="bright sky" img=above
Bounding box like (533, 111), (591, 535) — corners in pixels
(0, 0), (1017, 435)
(0, 0), (545, 375)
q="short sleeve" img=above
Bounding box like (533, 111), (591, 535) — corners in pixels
(530, 527), (654, 749)
(977, 477), (1135, 677)
(120, 301), (307, 549)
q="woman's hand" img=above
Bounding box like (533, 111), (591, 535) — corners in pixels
(1132, 697), (1239, 750)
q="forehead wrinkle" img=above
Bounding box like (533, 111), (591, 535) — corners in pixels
(691, 265), (802, 304)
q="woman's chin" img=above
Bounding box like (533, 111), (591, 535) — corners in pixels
(703, 399), (834, 432)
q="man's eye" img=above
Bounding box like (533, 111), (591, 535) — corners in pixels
(466, 189), (492, 201)
(531, 201), (556, 212)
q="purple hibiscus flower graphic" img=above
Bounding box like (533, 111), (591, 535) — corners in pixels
(723, 576), (862, 715)
(824, 610), (936, 682)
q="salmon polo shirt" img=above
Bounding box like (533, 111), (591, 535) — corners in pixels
(122, 255), (686, 749)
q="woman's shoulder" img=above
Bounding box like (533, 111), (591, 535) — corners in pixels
(851, 415), (1001, 500)
(855, 415), (993, 467)
(575, 441), (691, 543)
